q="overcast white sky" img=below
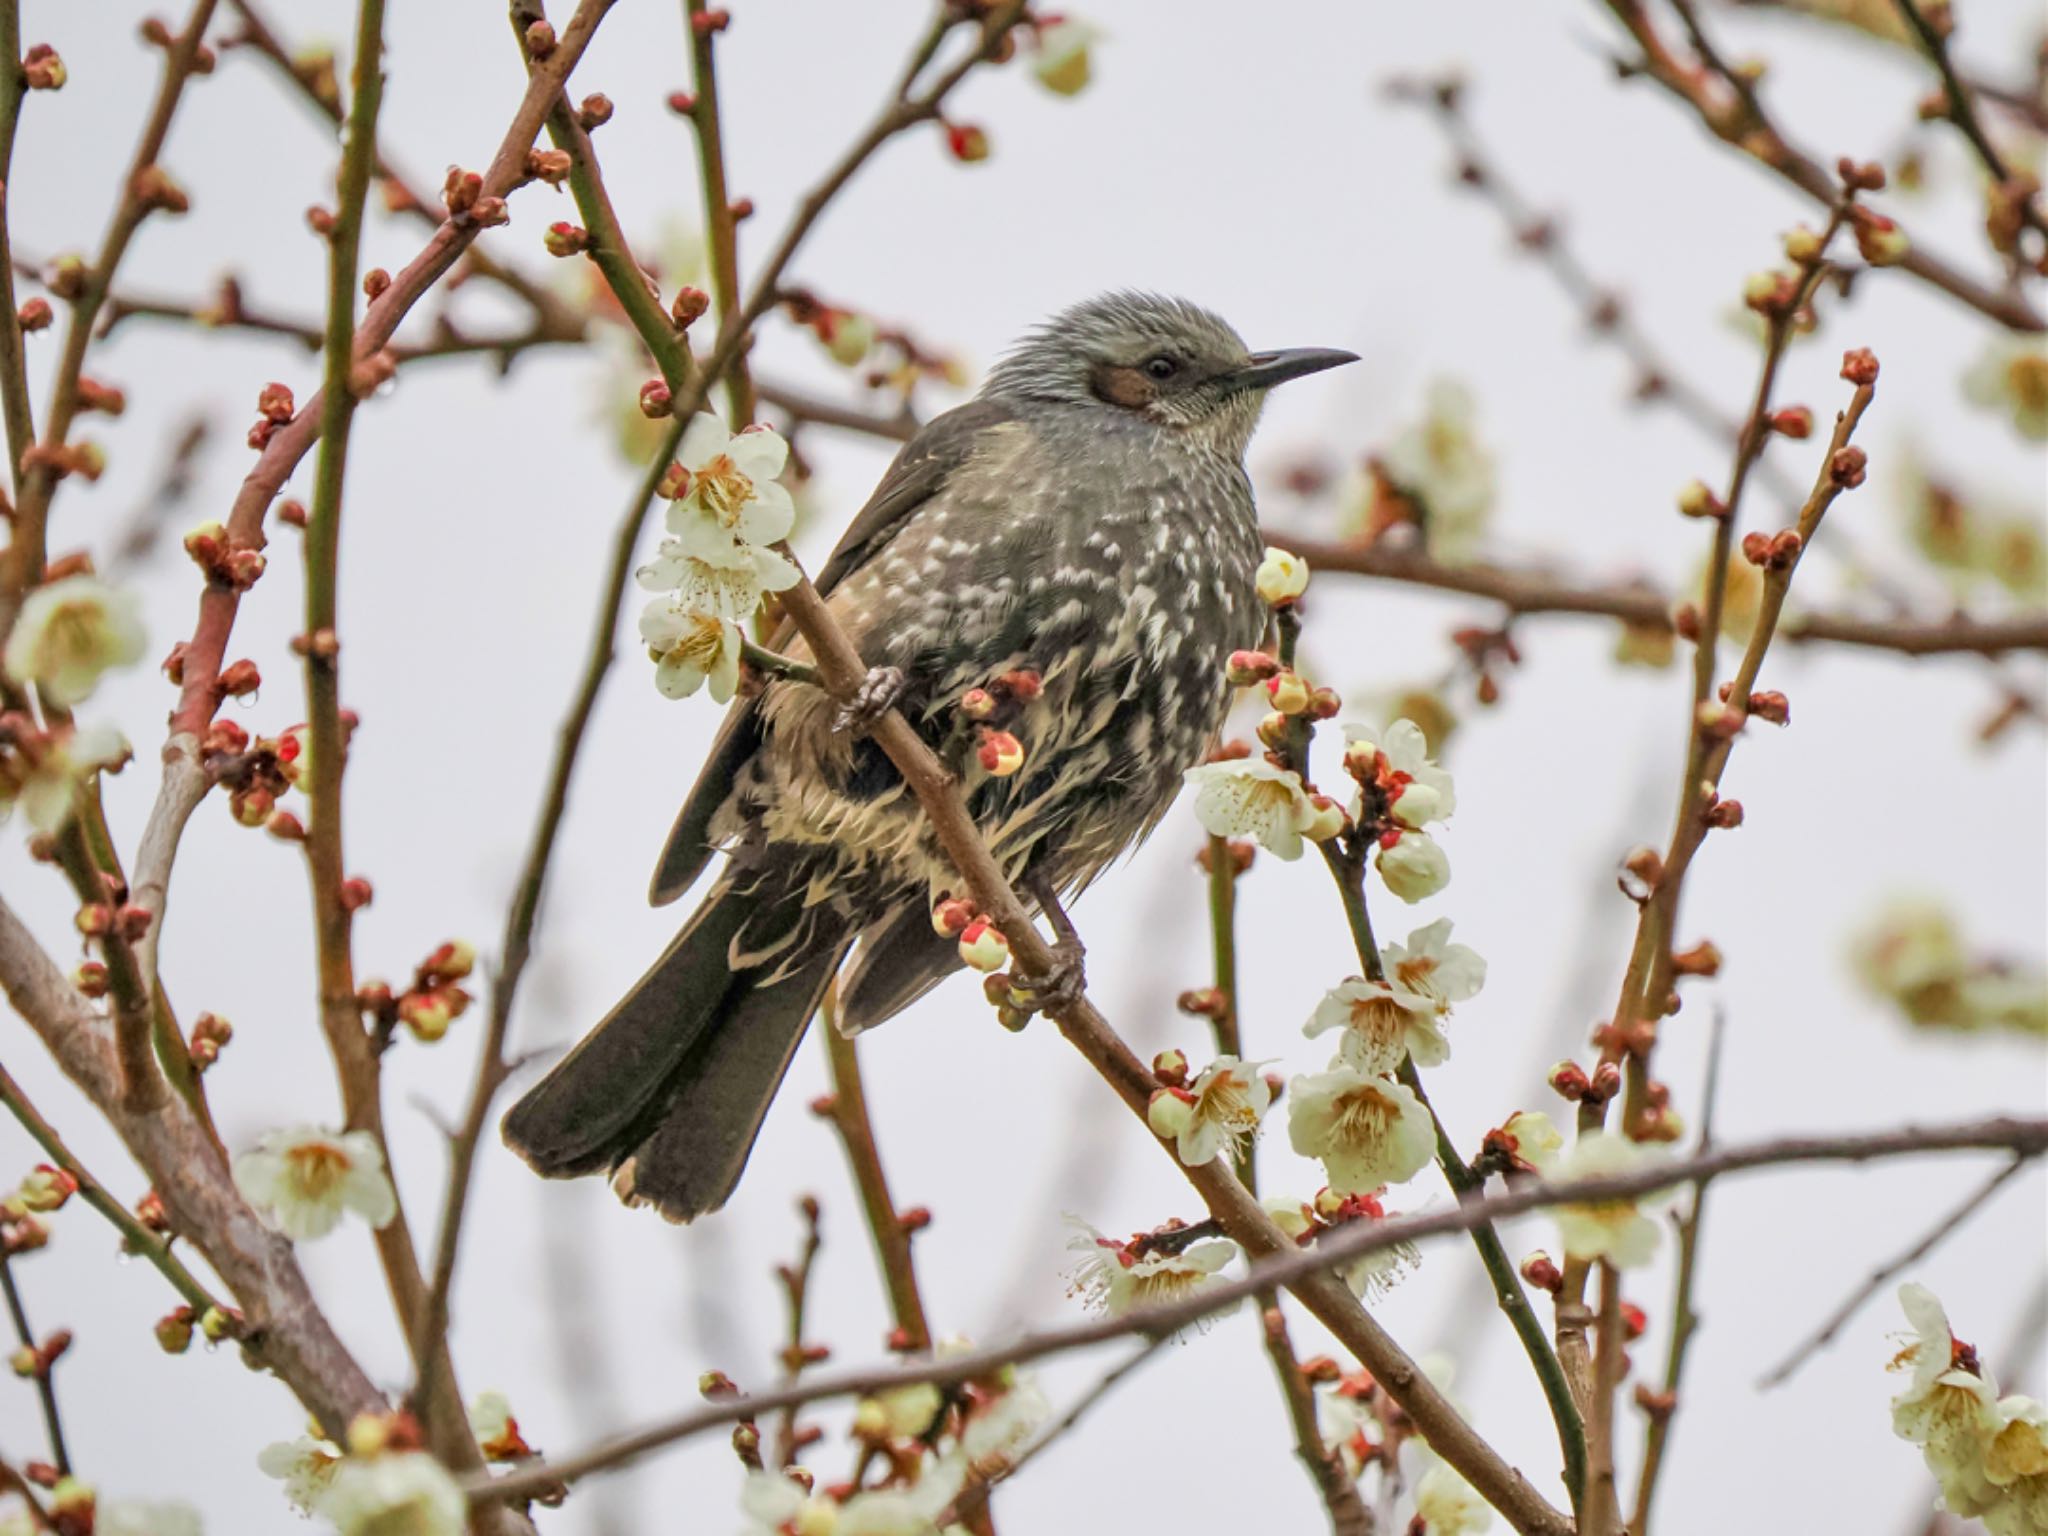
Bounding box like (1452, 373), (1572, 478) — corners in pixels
(0, 2), (2043, 1532)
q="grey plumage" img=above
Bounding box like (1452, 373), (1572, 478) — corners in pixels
(502, 293), (1356, 1221)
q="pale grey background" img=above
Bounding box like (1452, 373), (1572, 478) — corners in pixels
(0, 2), (2043, 1531)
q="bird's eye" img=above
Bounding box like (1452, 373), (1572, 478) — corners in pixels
(1142, 354), (1180, 381)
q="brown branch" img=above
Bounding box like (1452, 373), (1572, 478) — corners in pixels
(1260, 533), (2048, 658)
(166, 0), (618, 742)
(465, 1112), (2048, 1505)
(0, 892), (385, 1439)
(1, 0), (221, 630)
(1627, 1006), (1728, 1535)
(1583, 1261), (1628, 1536)
(1755, 1154), (2028, 1389)
(1888, 0), (2047, 255)
(0, 0), (37, 495)
(684, 0), (755, 427)
(1597, 0), (2043, 331)
(818, 989), (933, 1353)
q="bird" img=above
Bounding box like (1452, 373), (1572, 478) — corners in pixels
(501, 292), (1356, 1222)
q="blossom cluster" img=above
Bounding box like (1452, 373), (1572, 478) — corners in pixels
(0, 574), (143, 833)
(736, 1354), (1048, 1535)
(636, 414), (800, 703)
(1851, 897), (2047, 1039)
(1290, 918), (1483, 1198)
(1890, 1284), (2046, 1534)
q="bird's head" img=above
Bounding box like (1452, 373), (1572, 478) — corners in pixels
(982, 292), (1356, 459)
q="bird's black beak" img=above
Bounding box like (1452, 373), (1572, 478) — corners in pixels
(1226, 346), (1360, 394)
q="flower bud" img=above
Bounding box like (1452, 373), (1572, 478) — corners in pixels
(1781, 224), (1824, 264)
(1303, 794), (1347, 843)
(1375, 831), (1449, 903)
(1265, 670), (1310, 715)
(1748, 690), (1790, 726)
(544, 222), (589, 258)
(1548, 1060), (1590, 1100)
(944, 121), (991, 162)
(1152, 1048), (1190, 1087)
(930, 896), (975, 937)
(1226, 649), (1280, 686)
(16, 1167), (75, 1214)
(1146, 1087), (1195, 1140)
(1677, 479), (1723, 519)
(1671, 939), (1722, 977)
(671, 287), (711, 330)
(1520, 1251), (1563, 1293)
(957, 918), (1009, 972)
(1255, 546), (1309, 605)
(399, 989), (454, 1042)
(958, 687), (996, 720)
(1769, 406), (1813, 439)
(155, 1307), (195, 1354)
(1840, 348), (1880, 387)
(976, 728), (1025, 777)
(1255, 711), (1290, 750)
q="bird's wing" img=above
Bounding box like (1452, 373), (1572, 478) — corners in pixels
(812, 396), (1019, 596)
(647, 396), (1021, 906)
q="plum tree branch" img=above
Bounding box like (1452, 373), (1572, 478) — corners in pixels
(466, 1112), (2048, 1506)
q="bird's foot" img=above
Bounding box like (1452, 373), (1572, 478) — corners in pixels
(1007, 934), (1087, 1019)
(833, 665), (907, 735)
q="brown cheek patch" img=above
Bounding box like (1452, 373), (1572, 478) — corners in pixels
(1090, 364), (1157, 410)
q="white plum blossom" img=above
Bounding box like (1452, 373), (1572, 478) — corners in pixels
(1030, 15), (1101, 96)
(1304, 975), (1447, 1074)
(320, 1454), (465, 1536)
(232, 1127), (397, 1242)
(1985, 1395), (2048, 1536)
(0, 722), (130, 834)
(1377, 830), (1451, 904)
(961, 1371), (1049, 1474)
(634, 529), (799, 622)
(1171, 1055), (1274, 1166)
(1345, 718), (1456, 829)
(1254, 544), (1310, 605)
(741, 1470), (840, 1536)
(258, 1434), (343, 1516)
(1183, 756), (1318, 860)
(1962, 338), (2048, 441)
(666, 414), (796, 546)
(1384, 919), (1486, 1013)
(1287, 1064), (1436, 1195)
(1551, 1132), (1669, 1269)
(639, 604), (743, 703)
(1065, 1218), (1235, 1317)
(1413, 1462), (1493, 1535)
(836, 1456), (967, 1536)
(1498, 1110), (1563, 1174)
(1891, 1283), (2007, 1517)
(1383, 379), (1497, 562)
(2, 574), (146, 706)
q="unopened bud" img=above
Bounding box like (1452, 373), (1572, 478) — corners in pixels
(1152, 1048), (1190, 1087)
(1840, 348), (1880, 387)
(957, 918), (1009, 973)
(1266, 670), (1311, 716)
(976, 728), (1025, 777)
(638, 379), (672, 418)
(1548, 1060), (1590, 1100)
(671, 287), (711, 330)
(1748, 690), (1790, 726)
(543, 221), (589, 258)
(1671, 940), (1722, 977)
(1705, 797), (1744, 829)
(1146, 1087), (1196, 1140)
(1520, 1251), (1563, 1293)
(1677, 479), (1723, 519)
(1226, 649), (1280, 686)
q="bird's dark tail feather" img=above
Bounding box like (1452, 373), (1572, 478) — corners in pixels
(501, 872), (849, 1222)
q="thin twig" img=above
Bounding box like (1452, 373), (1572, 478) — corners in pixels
(1261, 532), (2048, 659)
(0, 1058), (221, 1315)
(1888, 0), (2047, 255)
(411, 411), (688, 1421)
(1596, 0), (2043, 331)
(771, 1196), (825, 1469)
(1755, 1154), (2029, 1389)
(0, 1255), (68, 1476)
(465, 1111), (2048, 1504)
(1628, 1006), (1730, 1534)
(819, 987), (934, 1354)
(1583, 1260), (1627, 1536)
